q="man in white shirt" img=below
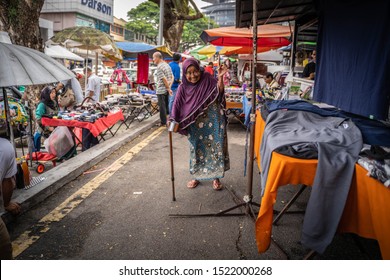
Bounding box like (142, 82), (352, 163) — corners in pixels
(82, 67), (101, 151)
(0, 138), (21, 259)
(85, 67), (101, 103)
(152, 52), (173, 126)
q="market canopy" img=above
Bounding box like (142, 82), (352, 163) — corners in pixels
(235, 0), (390, 120)
(197, 45), (241, 57)
(44, 45), (84, 61)
(196, 44), (281, 56)
(200, 25), (291, 47)
(0, 42), (75, 88)
(235, 0), (316, 27)
(116, 42), (172, 59)
(50, 26), (122, 61)
(238, 50), (283, 61)
(188, 45), (209, 61)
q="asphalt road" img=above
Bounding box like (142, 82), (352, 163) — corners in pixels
(8, 121), (382, 260)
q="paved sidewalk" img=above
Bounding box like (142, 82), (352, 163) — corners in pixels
(2, 115), (160, 222)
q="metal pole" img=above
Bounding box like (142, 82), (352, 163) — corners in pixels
(85, 49), (89, 95)
(158, 0), (165, 45)
(207, 8), (218, 30)
(2, 88), (16, 156)
(27, 104), (34, 167)
(291, 22), (298, 76)
(245, 0), (258, 211)
(95, 51), (99, 76)
(169, 131), (176, 201)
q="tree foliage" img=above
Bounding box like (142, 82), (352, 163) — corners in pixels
(150, 0), (203, 52)
(125, 1), (160, 45)
(181, 13), (217, 52)
(126, 0), (214, 52)
(0, 0), (45, 50)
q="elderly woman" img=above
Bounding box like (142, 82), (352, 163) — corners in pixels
(33, 86), (59, 151)
(170, 58), (230, 191)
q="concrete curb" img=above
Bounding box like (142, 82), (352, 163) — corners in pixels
(2, 115), (160, 222)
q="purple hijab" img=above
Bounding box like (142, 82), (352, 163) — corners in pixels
(170, 58), (223, 135)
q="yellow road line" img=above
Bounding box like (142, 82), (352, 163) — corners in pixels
(12, 127), (165, 258)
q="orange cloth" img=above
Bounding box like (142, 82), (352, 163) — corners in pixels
(226, 101), (243, 109)
(254, 111), (390, 259)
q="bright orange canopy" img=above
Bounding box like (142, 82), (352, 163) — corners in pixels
(200, 25), (292, 47)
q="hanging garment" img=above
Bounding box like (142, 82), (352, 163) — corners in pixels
(110, 69), (130, 86)
(137, 53), (149, 84)
(260, 109), (363, 254)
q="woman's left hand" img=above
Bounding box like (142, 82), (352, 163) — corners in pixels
(218, 65), (228, 78)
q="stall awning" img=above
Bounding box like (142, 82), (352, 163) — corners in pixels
(44, 45), (84, 62)
(116, 42), (172, 58)
(235, 0), (316, 27)
(200, 25), (291, 47)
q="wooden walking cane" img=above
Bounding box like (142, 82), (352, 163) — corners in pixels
(168, 130), (176, 201)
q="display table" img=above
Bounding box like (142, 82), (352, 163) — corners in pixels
(254, 111), (390, 259)
(226, 101), (245, 128)
(42, 110), (124, 137)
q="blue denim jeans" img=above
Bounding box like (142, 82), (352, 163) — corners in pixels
(33, 132), (41, 152)
(168, 89), (177, 115)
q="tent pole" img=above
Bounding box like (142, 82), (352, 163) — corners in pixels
(85, 49), (89, 94)
(24, 98), (34, 167)
(291, 22), (298, 75)
(244, 0), (258, 214)
(95, 51), (99, 76)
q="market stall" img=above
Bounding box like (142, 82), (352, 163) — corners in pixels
(41, 109), (124, 141)
(234, 1), (390, 259)
(253, 105), (390, 259)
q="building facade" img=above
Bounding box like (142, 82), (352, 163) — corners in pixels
(40, 0), (114, 33)
(202, 0), (236, 27)
(110, 16), (153, 44)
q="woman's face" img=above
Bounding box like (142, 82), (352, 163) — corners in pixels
(50, 89), (57, 101)
(185, 65), (201, 84)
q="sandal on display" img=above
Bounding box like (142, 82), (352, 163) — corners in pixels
(212, 179), (223, 191)
(187, 180), (200, 189)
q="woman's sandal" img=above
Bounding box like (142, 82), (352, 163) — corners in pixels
(187, 180), (200, 189)
(212, 179), (223, 191)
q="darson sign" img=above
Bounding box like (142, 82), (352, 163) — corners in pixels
(81, 0), (112, 16)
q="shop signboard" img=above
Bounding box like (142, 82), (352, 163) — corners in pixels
(81, 0), (112, 16)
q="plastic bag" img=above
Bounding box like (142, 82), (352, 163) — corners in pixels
(59, 88), (76, 108)
(44, 126), (74, 158)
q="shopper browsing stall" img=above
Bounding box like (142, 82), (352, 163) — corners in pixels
(153, 52), (173, 126)
(204, 62), (215, 76)
(168, 53), (182, 114)
(82, 67), (101, 151)
(84, 67), (101, 103)
(170, 58), (230, 191)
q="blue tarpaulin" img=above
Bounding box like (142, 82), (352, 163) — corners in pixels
(116, 42), (172, 59)
(313, 0), (390, 121)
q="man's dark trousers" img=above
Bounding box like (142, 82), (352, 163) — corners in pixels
(157, 93), (169, 125)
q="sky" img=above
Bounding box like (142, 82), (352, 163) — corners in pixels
(113, 0), (208, 20)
